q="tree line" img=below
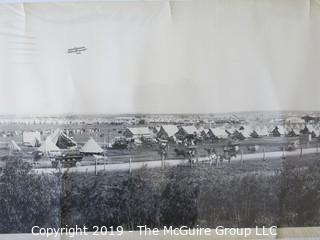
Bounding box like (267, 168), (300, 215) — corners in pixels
(0, 157), (320, 233)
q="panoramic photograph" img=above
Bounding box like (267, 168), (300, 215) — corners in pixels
(1, 0), (320, 238)
(1, 111), (320, 233)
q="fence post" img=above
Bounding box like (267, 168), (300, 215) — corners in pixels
(263, 147), (266, 161)
(129, 156), (132, 173)
(95, 158), (97, 176)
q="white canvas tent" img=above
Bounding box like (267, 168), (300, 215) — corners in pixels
(239, 126), (254, 138)
(38, 137), (60, 154)
(80, 138), (104, 154)
(255, 126), (269, 136)
(124, 127), (152, 139)
(181, 126), (201, 135)
(306, 124), (320, 137)
(8, 140), (21, 152)
(47, 128), (77, 149)
(157, 125), (179, 139)
(208, 127), (229, 139)
(23, 131), (41, 147)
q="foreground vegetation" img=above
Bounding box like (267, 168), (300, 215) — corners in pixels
(0, 156), (320, 233)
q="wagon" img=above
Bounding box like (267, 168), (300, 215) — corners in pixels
(51, 150), (83, 168)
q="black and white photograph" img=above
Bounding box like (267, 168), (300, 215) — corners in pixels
(0, 1), (320, 239)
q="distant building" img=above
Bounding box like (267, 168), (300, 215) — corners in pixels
(285, 117), (305, 130)
(301, 115), (320, 124)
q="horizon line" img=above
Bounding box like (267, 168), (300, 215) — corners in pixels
(0, 110), (319, 118)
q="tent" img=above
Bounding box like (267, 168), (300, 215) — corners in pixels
(23, 131), (41, 147)
(123, 127), (152, 139)
(254, 126), (269, 137)
(201, 128), (210, 138)
(271, 126), (286, 137)
(8, 140), (21, 152)
(38, 137), (60, 154)
(175, 126), (201, 139)
(48, 128), (77, 149)
(208, 127), (229, 139)
(306, 124), (320, 138)
(157, 125), (179, 139)
(80, 138), (104, 154)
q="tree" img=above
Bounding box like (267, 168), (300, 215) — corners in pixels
(0, 158), (61, 233)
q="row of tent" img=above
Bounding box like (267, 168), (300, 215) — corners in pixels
(9, 123), (320, 155)
(203, 125), (320, 139)
(19, 128), (104, 154)
(158, 125), (268, 140)
(151, 124), (320, 140)
(1, 127), (102, 139)
(204, 125), (320, 139)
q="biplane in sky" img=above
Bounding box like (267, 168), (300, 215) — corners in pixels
(67, 46), (87, 54)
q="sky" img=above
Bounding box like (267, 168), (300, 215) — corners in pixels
(0, 0), (320, 115)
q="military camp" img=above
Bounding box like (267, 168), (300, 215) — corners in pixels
(0, 112), (319, 171)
